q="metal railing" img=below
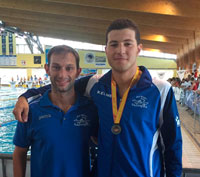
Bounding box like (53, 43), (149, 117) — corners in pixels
(182, 168), (200, 177)
(0, 153), (30, 177)
(173, 87), (200, 135)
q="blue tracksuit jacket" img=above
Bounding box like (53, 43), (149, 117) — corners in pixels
(85, 66), (182, 177)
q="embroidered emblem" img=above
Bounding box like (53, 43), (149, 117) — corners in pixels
(97, 90), (111, 98)
(132, 96), (149, 108)
(74, 114), (90, 126)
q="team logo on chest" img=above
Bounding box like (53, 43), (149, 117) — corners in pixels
(74, 114), (90, 126)
(132, 96), (149, 108)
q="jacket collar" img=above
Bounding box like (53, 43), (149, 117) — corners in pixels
(99, 66), (152, 88)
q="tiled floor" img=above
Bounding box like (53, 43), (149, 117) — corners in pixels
(178, 104), (200, 169)
(182, 128), (200, 168)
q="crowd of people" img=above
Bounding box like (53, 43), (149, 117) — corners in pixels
(11, 74), (49, 87)
(168, 70), (200, 115)
(168, 70), (200, 92)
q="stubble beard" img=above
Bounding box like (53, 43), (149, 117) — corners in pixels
(51, 79), (75, 93)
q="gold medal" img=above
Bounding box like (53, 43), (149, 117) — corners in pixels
(111, 67), (141, 135)
(111, 124), (121, 135)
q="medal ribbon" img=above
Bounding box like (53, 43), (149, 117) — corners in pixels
(111, 67), (140, 124)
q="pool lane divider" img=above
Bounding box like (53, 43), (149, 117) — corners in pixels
(0, 120), (17, 127)
(0, 106), (14, 110)
(0, 98), (17, 101)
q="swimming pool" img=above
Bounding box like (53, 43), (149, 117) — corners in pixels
(0, 87), (27, 154)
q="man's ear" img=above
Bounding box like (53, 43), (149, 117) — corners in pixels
(137, 44), (143, 56)
(44, 64), (50, 76)
(76, 68), (82, 78)
(105, 46), (108, 55)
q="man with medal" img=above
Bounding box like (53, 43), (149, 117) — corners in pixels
(13, 19), (182, 177)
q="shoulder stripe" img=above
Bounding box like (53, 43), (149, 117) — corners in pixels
(152, 78), (171, 127)
(149, 130), (159, 177)
(27, 94), (41, 104)
(85, 74), (102, 97)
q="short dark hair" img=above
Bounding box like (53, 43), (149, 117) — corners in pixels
(47, 45), (80, 69)
(105, 19), (141, 45)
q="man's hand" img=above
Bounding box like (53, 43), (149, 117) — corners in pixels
(13, 97), (29, 122)
(91, 136), (98, 145)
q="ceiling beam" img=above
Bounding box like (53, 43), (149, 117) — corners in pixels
(12, 23), (180, 54)
(2, 17), (106, 36)
(44, 0), (200, 18)
(3, 16), (189, 45)
(0, 1), (200, 31)
(12, 24), (105, 44)
(141, 34), (188, 44)
(139, 25), (194, 39)
(0, 7), (195, 39)
(142, 40), (181, 50)
(142, 47), (177, 54)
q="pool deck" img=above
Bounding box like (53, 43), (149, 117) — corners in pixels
(178, 104), (200, 169)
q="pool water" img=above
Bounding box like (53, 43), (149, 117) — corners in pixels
(0, 87), (27, 154)
(0, 121), (17, 153)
